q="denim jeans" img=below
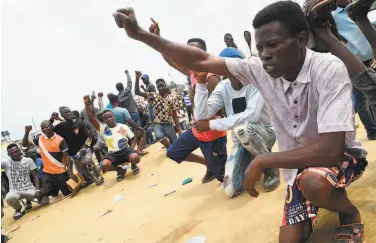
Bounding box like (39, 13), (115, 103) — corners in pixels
(153, 123), (177, 143)
(352, 86), (376, 138)
(146, 127), (155, 144)
(352, 68), (376, 121)
(148, 105), (154, 123)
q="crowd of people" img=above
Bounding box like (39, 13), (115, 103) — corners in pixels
(2, 0), (376, 242)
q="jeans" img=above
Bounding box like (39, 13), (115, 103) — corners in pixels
(146, 127), (155, 144)
(353, 86), (376, 138)
(148, 105), (154, 123)
(153, 123), (177, 143)
(130, 112), (142, 127)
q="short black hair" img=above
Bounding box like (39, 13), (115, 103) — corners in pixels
(109, 94), (119, 104)
(107, 93), (114, 99)
(187, 38), (207, 51)
(101, 109), (112, 115)
(116, 82), (123, 90)
(224, 33), (232, 37)
(156, 78), (165, 85)
(253, 1), (308, 37)
(7, 143), (18, 151)
(244, 30), (251, 34)
(59, 106), (70, 113)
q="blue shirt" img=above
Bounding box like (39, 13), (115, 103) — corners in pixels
(112, 107), (131, 124)
(332, 8), (374, 62)
(105, 103), (112, 109)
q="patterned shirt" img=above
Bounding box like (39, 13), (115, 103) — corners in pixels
(225, 49), (367, 186)
(147, 92), (179, 124)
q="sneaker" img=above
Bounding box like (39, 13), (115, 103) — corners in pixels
(25, 200), (32, 211)
(116, 167), (127, 182)
(201, 170), (215, 184)
(13, 210), (25, 220)
(263, 168), (280, 192)
(346, 0), (376, 21)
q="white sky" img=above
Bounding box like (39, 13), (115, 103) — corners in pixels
(2, 0), (376, 139)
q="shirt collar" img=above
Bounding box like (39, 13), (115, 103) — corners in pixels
(335, 7), (345, 13)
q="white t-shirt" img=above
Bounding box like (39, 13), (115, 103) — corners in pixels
(100, 123), (134, 153)
(1, 157), (37, 191)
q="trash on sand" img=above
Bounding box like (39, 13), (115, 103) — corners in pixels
(31, 215), (40, 220)
(182, 178), (193, 185)
(151, 173), (155, 176)
(187, 236), (206, 243)
(105, 181), (112, 186)
(5, 225), (20, 234)
(113, 195), (124, 203)
(164, 190), (176, 196)
(149, 183), (158, 188)
(98, 209), (113, 217)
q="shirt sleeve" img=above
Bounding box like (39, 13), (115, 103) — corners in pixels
(194, 83), (225, 120)
(316, 60), (354, 133)
(123, 124), (135, 139)
(27, 158), (37, 171)
(59, 139), (69, 152)
(171, 96), (179, 111)
(210, 86), (265, 131)
(224, 57), (263, 87)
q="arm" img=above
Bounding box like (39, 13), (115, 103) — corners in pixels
(134, 71), (148, 98)
(172, 110), (182, 135)
(98, 94), (104, 110)
(124, 70), (132, 92)
(22, 126), (35, 147)
(83, 96), (101, 131)
(194, 83), (225, 120)
(62, 151), (75, 176)
(30, 170), (40, 192)
(210, 87), (265, 131)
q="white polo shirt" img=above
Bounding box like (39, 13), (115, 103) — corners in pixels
(225, 48), (367, 186)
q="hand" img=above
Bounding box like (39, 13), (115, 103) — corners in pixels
(135, 70), (142, 79)
(69, 173), (79, 183)
(195, 72), (208, 84)
(51, 112), (59, 120)
(113, 8), (143, 40)
(243, 158), (264, 198)
(83, 95), (92, 105)
(140, 85), (146, 90)
(125, 70), (129, 74)
(91, 91), (96, 101)
(25, 125), (33, 133)
(149, 18), (160, 36)
(98, 92), (104, 98)
(193, 120), (210, 133)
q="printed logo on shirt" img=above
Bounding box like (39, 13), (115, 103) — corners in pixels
(117, 138), (129, 150)
(104, 126), (112, 136)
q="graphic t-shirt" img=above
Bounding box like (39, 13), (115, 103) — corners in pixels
(100, 123), (134, 153)
(1, 157), (37, 191)
(147, 93), (179, 124)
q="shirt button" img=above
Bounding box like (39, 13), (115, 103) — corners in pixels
(294, 100), (298, 104)
(293, 125), (297, 128)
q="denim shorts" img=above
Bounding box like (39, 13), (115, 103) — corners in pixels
(166, 128), (227, 182)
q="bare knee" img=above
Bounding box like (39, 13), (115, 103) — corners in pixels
(129, 153), (140, 164)
(100, 159), (112, 172)
(279, 220), (312, 243)
(299, 171), (332, 206)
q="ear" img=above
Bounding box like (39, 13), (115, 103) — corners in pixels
(297, 31), (308, 48)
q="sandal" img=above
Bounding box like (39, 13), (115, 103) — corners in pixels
(307, 0), (338, 28)
(116, 167), (127, 182)
(346, 0), (376, 21)
(333, 223), (365, 242)
(131, 164), (140, 175)
(13, 210), (25, 220)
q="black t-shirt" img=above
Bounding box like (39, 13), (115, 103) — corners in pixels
(52, 120), (89, 156)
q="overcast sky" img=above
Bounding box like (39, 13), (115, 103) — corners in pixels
(2, 0), (376, 140)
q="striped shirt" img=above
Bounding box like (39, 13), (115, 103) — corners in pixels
(183, 95), (192, 107)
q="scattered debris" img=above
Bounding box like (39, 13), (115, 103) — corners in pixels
(148, 183), (158, 188)
(164, 190), (176, 196)
(187, 236), (206, 243)
(5, 225), (20, 235)
(31, 215), (40, 221)
(151, 173), (155, 176)
(98, 209), (113, 217)
(105, 181), (112, 186)
(182, 178), (193, 185)
(113, 195), (124, 203)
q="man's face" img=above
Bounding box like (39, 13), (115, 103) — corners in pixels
(156, 81), (167, 94)
(41, 122), (54, 137)
(224, 34), (235, 48)
(8, 146), (21, 161)
(244, 31), (252, 43)
(336, 0), (351, 7)
(102, 111), (116, 126)
(255, 21), (305, 79)
(141, 78), (149, 85)
(60, 108), (74, 121)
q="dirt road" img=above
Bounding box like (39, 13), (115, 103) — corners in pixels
(2, 122), (375, 243)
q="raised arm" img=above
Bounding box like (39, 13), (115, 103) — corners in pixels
(83, 95), (101, 131)
(98, 92), (104, 110)
(22, 126), (34, 147)
(134, 71), (148, 98)
(113, 8), (232, 78)
(124, 70), (132, 92)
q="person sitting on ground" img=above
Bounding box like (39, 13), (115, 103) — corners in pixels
(2, 143), (44, 220)
(138, 106), (155, 144)
(135, 71), (182, 148)
(193, 47), (280, 198)
(112, 2), (368, 242)
(109, 94), (147, 155)
(83, 95), (141, 182)
(22, 123), (78, 203)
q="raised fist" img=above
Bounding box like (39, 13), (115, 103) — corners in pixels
(25, 125), (33, 132)
(135, 71), (142, 79)
(113, 8), (143, 40)
(98, 92), (104, 98)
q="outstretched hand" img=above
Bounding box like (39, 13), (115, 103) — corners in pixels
(113, 8), (143, 39)
(243, 158), (264, 198)
(135, 70), (142, 79)
(149, 18), (160, 36)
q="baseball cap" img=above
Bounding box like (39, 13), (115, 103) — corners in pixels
(141, 74), (149, 79)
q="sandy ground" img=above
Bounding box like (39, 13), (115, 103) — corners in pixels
(2, 119), (375, 243)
